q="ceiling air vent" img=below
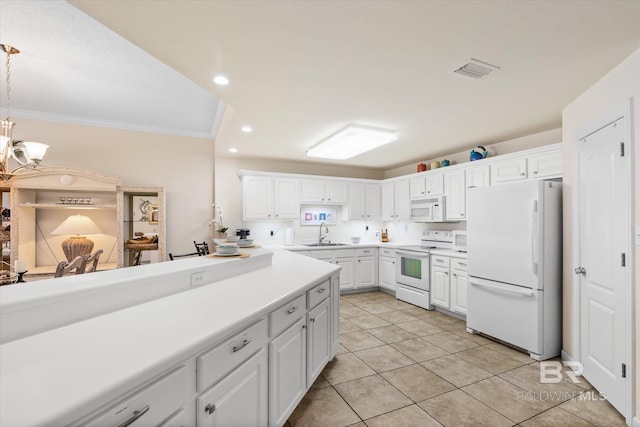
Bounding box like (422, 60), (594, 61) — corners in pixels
(452, 58), (500, 79)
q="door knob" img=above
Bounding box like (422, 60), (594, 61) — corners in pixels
(574, 267), (586, 276)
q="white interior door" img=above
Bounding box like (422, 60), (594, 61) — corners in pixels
(576, 114), (630, 419)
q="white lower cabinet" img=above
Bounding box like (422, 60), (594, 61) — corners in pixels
(84, 366), (189, 427)
(431, 264), (450, 309)
(450, 259), (468, 315)
(430, 254), (468, 317)
(197, 349), (268, 427)
(308, 249), (356, 292)
(269, 318), (306, 427)
(307, 298), (331, 387)
(355, 248), (377, 289)
(378, 248), (396, 292)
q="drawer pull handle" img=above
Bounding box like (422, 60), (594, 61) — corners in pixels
(205, 403), (216, 415)
(287, 307), (298, 314)
(118, 405), (150, 427)
(459, 263), (467, 267)
(317, 288), (326, 293)
(310, 318), (315, 322)
(233, 338), (252, 353)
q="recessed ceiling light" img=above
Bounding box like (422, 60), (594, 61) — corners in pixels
(229, 148), (238, 153)
(213, 75), (229, 85)
(241, 126), (253, 133)
(307, 125), (397, 160)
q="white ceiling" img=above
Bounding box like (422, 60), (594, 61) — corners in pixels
(4, 1), (640, 170)
(0, 0), (222, 138)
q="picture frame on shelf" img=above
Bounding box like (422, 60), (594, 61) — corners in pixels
(149, 205), (159, 224)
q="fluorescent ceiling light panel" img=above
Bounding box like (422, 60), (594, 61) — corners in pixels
(307, 125), (397, 160)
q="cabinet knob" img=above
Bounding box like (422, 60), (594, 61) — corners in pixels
(205, 404), (216, 415)
(533, 171), (538, 175)
(275, 214), (279, 217)
(520, 173), (525, 176)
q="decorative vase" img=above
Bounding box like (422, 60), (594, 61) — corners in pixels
(214, 231), (227, 240)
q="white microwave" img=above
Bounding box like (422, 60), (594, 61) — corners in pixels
(410, 196), (445, 222)
(453, 230), (467, 252)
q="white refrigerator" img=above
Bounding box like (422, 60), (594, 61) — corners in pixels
(466, 180), (562, 360)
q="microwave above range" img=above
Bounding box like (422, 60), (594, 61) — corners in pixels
(410, 196), (446, 222)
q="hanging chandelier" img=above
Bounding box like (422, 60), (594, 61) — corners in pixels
(1, 44), (48, 181)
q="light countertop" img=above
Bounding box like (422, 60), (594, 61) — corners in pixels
(0, 249), (339, 427)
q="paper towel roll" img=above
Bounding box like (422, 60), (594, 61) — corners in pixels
(285, 228), (294, 246)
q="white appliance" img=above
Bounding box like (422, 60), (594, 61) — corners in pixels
(452, 230), (467, 253)
(466, 180), (562, 360)
(395, 230), (453, 309)
(410, 196), (446, 222)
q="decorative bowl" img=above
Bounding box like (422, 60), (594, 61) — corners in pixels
(350, 237), (361, 244)
(216, 243), (238, 255)
(238, 239), (254, 248)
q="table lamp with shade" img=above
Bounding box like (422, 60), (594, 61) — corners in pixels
(51, 215), (102, 262)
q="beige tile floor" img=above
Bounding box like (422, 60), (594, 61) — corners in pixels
(286, 291), (626, 427)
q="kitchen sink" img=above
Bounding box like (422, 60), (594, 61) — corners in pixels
(303, 242), (348, 247)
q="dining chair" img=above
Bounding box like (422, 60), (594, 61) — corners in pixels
(168, 252), (201, 261)
(54, 256), (88, 278)
(193, 241), (210, 256)
(82, 249), (104, 273)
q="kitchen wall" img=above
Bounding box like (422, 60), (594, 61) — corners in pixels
(561, 47), (639, 419)
(14, 118), (215, 257)
(384, 128), (562, 179)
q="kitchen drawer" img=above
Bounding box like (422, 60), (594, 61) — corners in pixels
(308, 279), (330, 309)
(309, 250), (333, 260)
(333, 248), (355, 258)
(431, 255), (450, 268)
(85, 366), (188, 427)
(379, 248), (395, 257)
(270, 294), (306, 337)
(355, 248), (376, 257)
(197, 318), (268, 392)
(452, 259), (468, 271)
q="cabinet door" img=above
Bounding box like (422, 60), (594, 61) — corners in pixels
(380, 181), (395, 221)
(430, 266), (450, 309)
(335, 257), (354, 291)
(301, 179), (325, 203)
(348, 182), (366, 220)
(465, 164), (490, 188)
(330, 273), (340, 357)
(274, 177), (300, 219)
(378, 255), (396, 292)
(325, 180), (348, 204)
(307, 299), (330, 387)
(197, 349), (268, 427)
(243, 176), (274, 219)
(394, 179), (411, 220)
(451, 270), (468, 315)
(356, 256), (376, 288)
(365, 183), (380, 220)
(528, 149), (562, 179)
(444, 169), (466, 221)
(425, 173), (444, 195)
(269, 319), (306, 427)
(409, 176), (426, 199)
(491, 158), (527, 184)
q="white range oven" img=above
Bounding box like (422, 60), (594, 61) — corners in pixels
(395, 230), (453, 310)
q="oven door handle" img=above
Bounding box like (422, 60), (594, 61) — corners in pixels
(396, 249), (429, 258)
(469, 277), (534, 297)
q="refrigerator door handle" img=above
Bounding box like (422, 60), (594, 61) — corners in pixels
(530, 200), (538, 275)
(469, 277), (535, 297)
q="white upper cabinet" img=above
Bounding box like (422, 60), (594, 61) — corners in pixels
(243, 176), (299, 220)
(365, 183), (381, 219)
(410, 173), (443, 200)
(490, 157), (528, 184)
(465, 164), (490, 188)
(273, 178), (301, 219)
(528, 149), (562, 178)
(444, 169), (466, 221)
(381, 178), (409, 221)
(301, 179), (348, 204)
(348, 182), (366, 220)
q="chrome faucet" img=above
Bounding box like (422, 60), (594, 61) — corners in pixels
(318, 222), (329, 244)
